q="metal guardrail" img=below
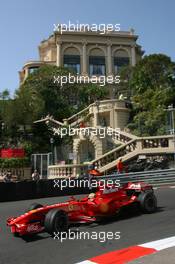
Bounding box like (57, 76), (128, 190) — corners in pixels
(96, 169), (175, 187)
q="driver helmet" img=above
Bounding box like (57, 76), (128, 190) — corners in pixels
(88, 193), (95, 200)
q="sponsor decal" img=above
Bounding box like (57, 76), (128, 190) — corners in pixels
(128, 183), (141, 189)
(27, 223), (43, 233)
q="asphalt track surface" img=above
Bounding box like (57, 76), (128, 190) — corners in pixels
(0, 188), (175, 264)
(130, 247), (175, 264)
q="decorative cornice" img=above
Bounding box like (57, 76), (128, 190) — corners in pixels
(56, 40), (62, 45)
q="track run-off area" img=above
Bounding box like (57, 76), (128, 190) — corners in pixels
(0, 187), (175, 264)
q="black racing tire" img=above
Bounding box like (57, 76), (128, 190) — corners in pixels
(13, 232), (19, 237)
(138, 192), (157, 213)
(44, 209), (69, 235)
(26, 203), (43, 212)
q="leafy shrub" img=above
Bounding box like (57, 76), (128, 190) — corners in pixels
(0, 157), (30, 168)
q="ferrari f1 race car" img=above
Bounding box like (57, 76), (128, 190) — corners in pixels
(7, 182), (157, 237)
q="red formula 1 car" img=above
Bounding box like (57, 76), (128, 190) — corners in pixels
(7, 182), (157, 237)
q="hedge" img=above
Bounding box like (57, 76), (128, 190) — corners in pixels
(0, 157), (30, 168)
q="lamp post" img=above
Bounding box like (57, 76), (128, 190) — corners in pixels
(50, 137), (54, 165)
(1, 122), (5, 147)
(165, 105), (175, 164)
(94, 100), (100, 127)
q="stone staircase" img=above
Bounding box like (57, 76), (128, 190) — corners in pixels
(48, 135), (174, 178)
(34, 101), (93, 128)
(91, 135), (174, 173)
(34, 100), (175, 178)
(105, 127), (137, 145)
(35, 100), (133, 148)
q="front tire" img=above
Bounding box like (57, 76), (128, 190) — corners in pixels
(13, 232), (19, 237)
(26, 203), (43, 212)
(138, 192), (157, 213)
(44, 209), (69, 235)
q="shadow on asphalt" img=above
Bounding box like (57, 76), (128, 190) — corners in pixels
(154, 206), (165, 213)
(88, 205), (165, 227)
(17, 206), (165, 242)
(21, 233), (51, 242)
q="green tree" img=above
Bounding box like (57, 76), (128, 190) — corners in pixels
(14, 86), (44, 128)
(0, 89), (11, 146)
(3, 65), (107, 152)
(0, 89), (10, 100)
(21, 65), (107, 118)
(118, 65), (133, 98)
(127, 54), (175, 136)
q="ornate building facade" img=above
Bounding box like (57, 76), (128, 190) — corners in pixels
(20, 28), (145, 176)
(19, 28), (143, 84)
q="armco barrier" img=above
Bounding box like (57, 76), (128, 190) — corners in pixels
(0, 169), (175, 202)
(0, 182), (16, 202)
(0, 178), (93, 202)
(97, 168), (175, 186)
(15, 181), (37, 200)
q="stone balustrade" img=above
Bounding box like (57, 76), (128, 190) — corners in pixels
(48, 164), (88, 179)
(108, 127), (136, 144)
(141, 137), (170, 149)
(92, 139), (137, 168)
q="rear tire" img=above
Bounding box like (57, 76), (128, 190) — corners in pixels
(138, 192), (157, 213)
(44, 209), (69, 235)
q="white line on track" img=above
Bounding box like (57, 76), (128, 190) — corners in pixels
(75, 261), (96, 264)
(140, 236), (175, 251)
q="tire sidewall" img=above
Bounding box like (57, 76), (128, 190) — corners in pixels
(44, 209), (69, 235)
(138, 192), (157, 213)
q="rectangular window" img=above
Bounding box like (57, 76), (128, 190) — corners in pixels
(28, 67), (39, 74)
(114, 57), (129, 73)
(64, 55), (80, 74)
(89, 56), (106, 75)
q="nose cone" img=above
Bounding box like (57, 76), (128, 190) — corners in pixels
(7, 212), (28, 226)
(7, 217), (16, 226)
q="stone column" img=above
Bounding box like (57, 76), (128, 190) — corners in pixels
(110, 108), (115, 128)
(56, 41), (62, 67)
(131, 45), (136, 66)
(107, 44), (112, 75)
(82, 41), (87, 75)
(63, 119), (68, 126)
(93, 112), (98, 127)
(73, 139), (79, 164)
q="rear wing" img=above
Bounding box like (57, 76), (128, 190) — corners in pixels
(124, 182), (153, 191)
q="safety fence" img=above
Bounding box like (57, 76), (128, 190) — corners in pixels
(97, 169), (175, 187)
(0, 179), (91, 202)
(0, 169), (175, 202)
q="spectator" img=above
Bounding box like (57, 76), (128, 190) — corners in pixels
(87, 164), (102, 190)
(32, 170), (40, 181)
(79, 122), (86, 128)
(88, 163), (102, 177)
(116, 158), (124, 173)
(3, 170), (12, 182)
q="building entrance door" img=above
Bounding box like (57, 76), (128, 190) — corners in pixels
(31, 153), (52, 179)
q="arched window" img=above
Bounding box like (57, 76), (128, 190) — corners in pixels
(78, 140), (95, 163)
(28, 66), (39, 74)
(114, 49), (130, 74)
(89, 48), (106, 76)
(63, 47), (80, 74)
